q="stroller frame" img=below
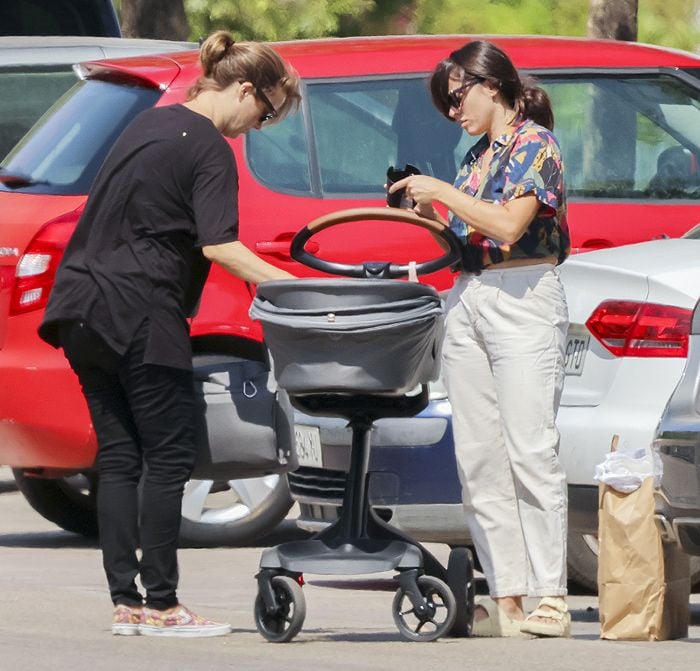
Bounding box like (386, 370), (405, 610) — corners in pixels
(251, 209), (475, 643)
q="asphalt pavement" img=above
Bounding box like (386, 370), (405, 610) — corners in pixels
(1, 466), (698, 671)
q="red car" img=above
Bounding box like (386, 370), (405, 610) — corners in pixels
(1, 35), (699, 545)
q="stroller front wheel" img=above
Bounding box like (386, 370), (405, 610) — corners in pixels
(392, 574), (456, 642)
(254, 575), (306, 642)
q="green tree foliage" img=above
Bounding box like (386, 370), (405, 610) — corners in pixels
(416, 0), (698, 52)
(416, 0), (587, 38)
(184, 0), (373, 41)
(166, 0), (698, 51)
(638, 0), (700, 52)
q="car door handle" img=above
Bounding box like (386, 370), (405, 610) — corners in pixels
(255, 236), (319, 260)
(578, 239), (612, 251)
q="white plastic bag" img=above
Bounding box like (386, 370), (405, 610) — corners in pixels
(593, 446), (663, 493)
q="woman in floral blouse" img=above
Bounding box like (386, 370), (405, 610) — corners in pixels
(389, 40), (570, 639)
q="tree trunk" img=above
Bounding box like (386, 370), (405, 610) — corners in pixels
(587, 0), (638, 41)
(583, 1), (638, 193)
(120, 0), (189, 41)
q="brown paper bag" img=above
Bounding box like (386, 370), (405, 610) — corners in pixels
(597, 476), (664, 640)
(597, 478), (691, 640)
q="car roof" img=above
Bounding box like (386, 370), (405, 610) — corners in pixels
(79, 34), (700, 89)
(0, 36), (197, 66)
(273, 34), (700, 73)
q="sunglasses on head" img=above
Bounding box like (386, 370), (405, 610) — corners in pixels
(447, 77), (483, 110)
(255, 87), (278, 124)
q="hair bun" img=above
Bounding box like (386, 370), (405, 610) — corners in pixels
(200, 30), (236, 76)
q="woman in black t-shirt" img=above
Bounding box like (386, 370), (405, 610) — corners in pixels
(39, 31), (300, 638)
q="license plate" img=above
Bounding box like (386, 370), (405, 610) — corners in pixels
(294, 424), (323, 468)
(564, 327), (590, 376)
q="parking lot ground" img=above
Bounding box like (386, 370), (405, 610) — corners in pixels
(1, 469), (698, 671)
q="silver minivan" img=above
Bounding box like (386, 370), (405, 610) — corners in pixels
(654, 289), (700, 558)
(0, 36), (195, 159)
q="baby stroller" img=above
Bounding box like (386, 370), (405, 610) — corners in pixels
(249, 208), (475, 642)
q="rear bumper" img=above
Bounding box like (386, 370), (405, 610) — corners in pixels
(290, 397), (603, 541)
(655, 513), (700, 556)
(654, 422), (700, 555)
(0, 311), (95, 469)
(296, 484), (599, 544)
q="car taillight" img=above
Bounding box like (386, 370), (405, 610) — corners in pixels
(585, 300), (691, 358)
(9, 215), (78, 315)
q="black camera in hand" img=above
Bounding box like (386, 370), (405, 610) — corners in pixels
(386, 164), (421, 208)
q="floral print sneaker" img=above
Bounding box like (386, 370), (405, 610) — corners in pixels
(112, 604), (143, 636)
(139, 604), (231, 638)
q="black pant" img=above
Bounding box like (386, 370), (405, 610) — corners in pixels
(60, 320), (196, 609)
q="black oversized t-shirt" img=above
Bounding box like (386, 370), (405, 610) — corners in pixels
(39, 104), (239, 369)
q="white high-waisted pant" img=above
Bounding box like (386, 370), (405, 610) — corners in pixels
(442, 263), (569, 597)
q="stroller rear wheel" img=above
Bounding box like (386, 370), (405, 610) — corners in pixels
(254, 575), (306, 642)
(392, 574), (456, 642)
(446, 546), (475, 637)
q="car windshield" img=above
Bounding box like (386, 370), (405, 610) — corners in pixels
(247, 71), (700, 201)
(0, 79), (160, 195)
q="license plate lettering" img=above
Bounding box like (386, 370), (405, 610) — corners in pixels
(294, 424), (323, 468)
(564, 330), (589, 376)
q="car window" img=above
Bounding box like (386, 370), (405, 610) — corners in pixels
(0, 79), (160, 195)
(682, 223), (700, 239)
(246, 76), (464, 197)
(246, 109), (311, 193)
(248, 72), (700, 202)
(0, 66), (77, 160)
(541, 74), (700, 200)
(0, 0), (121, 37)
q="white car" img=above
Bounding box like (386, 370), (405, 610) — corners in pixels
(291, 233), (700, 590)
(558, 234), (700, 588)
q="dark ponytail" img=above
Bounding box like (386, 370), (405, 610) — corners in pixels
(517, 76), (554, 131)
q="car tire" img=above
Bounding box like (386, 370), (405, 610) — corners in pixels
(12, 470), (98, 537)
(13, 469), (292, 546)
(567, 530), (700, 593)
(566, 531), (600, 592)
(178, 474), (293, 547)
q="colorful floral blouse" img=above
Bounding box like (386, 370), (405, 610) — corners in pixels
(450, 118), (570, 268)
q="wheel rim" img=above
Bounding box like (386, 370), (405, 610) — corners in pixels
(181, 474), (281, 524)
(392, 575), (456, 642)
(582, 533), (600, 555)
(56, 473), (95, 505)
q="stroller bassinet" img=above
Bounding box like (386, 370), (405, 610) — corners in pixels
(249, 278), (444, 395)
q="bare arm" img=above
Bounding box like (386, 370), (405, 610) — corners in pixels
(202, 240), (294, 283)
(390, 175), (540, 244)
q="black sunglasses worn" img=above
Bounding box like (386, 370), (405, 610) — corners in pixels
(447, 77), (482, 110)
(255, 87), (278, 124)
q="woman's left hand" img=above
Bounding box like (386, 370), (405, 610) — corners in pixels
(412, 201), (441, 222)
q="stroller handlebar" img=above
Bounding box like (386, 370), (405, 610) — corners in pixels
(290, 207), (462, 279)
